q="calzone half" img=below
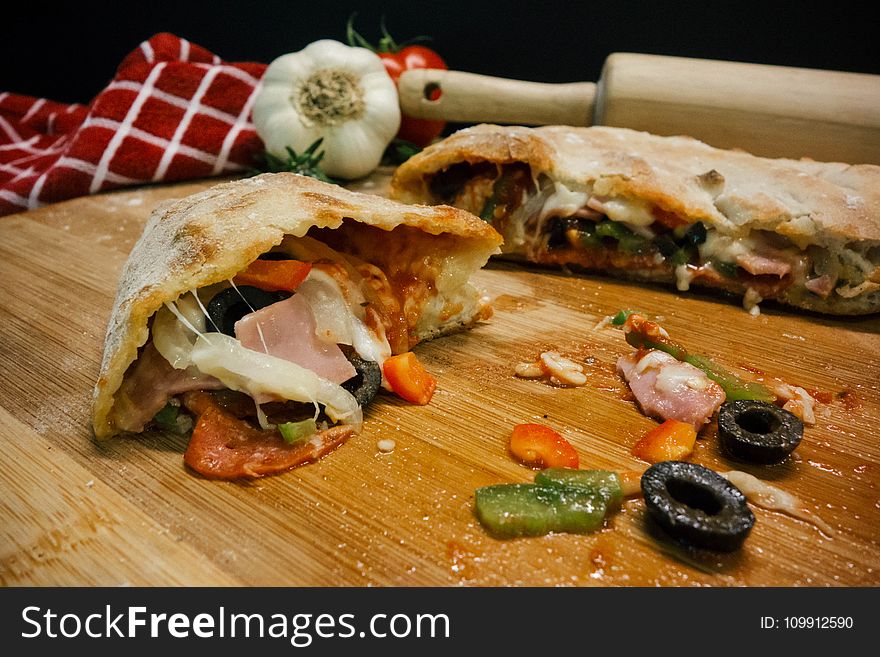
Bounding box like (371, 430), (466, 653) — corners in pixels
(92, 173), (501, 478)
(391, 124), (880, 315)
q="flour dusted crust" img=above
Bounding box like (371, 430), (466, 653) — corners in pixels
(391, 125), (880, 314)
(93, 173), (502, 439)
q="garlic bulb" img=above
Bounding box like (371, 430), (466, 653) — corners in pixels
(253, 39), (401, 180)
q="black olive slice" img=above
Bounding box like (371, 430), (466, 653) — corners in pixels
(258, 251), (294, 261)
(341, 351), (383, 407)
(682, 221), (708, 246)
(206, 286), (288, 336)
(653, 233), (678, 257)
(718, 400), (803, 465)
(641, 461), (755, 552)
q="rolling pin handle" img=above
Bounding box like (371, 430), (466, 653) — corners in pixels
(398, 69), (595, 127)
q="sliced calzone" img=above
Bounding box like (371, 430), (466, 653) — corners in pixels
(391, 124), (880, 315)
(92, 173), (501, 478)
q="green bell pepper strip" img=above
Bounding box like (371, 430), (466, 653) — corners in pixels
(474, 483), (611, 538)
(591, 219), (649, 253)
(479, 195), (497, 222)
(479, 170), (526, 222)
(618, 234), (651, 254)
(153, 403), (180, 431)
(667, 246), (693, 267)
(278, 418), (318, 444)
(594, 219), (633, 240)
(534, 468), (623, 510)
(611, 309), (640, 326)
(623, 322), (776, 403)
(712, 261), (739, 278)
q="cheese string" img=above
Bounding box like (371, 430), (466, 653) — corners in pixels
(191, 288), (219, 334)
(164, 296), (213, 346)
(228, 278), (271, 355)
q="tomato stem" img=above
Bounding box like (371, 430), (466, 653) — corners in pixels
(346, 13), (433, 53)
(345, 13), (375, 51)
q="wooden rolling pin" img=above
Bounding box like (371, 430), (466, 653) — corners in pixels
(398, 53), (880, 164)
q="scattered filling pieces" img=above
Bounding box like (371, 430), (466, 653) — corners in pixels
(619, 313), (775, 403)
(278, 418), (318, 444)
(618, 350), (725, 429)
(509, 423), (579, 469)
(474, 468), (622, 538)
(383, 351), (437, 405)
(631, 419), (697, 463)
(717, 401), (803, 464)
(641, 461), (755, 552)
(720, 470), (833, 535)
(515, 351), (587, 386)
(773, 383), (818, 425)
(376, 438), (397, 453)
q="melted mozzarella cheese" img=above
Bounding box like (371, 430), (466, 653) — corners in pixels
(152, 293), (208, 369)
(539, 181), (590, 220)
(698, 232), (756, 264)
(633, 350), (711, 394)
(674, 264), (696, 291)
(190, 333), (362, 430)
(299, 268), (392, 371)
(656, 363), (711, 394)
(721, 470), (833, 535)
(592, 196), (656, 227)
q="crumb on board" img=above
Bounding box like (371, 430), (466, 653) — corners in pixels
(376, 438), (396, 453)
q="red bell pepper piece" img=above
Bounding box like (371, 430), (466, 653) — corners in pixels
(383, 351), (437, 405)
(631, 419), (697, 463)
(509, 423), (579, 469)
(233, 259), (312, 293)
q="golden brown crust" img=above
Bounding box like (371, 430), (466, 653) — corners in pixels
(391, 125), (880, 314)
(393, 124), (880, 243)
(93, 173), (502, 439)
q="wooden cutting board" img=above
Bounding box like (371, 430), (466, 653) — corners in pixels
(1, 170), (879, 587)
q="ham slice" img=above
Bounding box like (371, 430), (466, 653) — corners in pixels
(805, 274), (836, 298)
(113, 342), (224, 433)
(234, 294), (356, 385)
(617, 350), (725, 428)
(735, 251), (791, 277)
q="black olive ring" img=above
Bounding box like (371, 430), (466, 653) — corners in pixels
(718, 400), (803, 465)
(341, 351), (383, 407)
(206, 285), (288, 336)
(641, 461), (755, 552)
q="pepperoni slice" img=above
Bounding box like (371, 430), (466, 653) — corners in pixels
(181, 392), (353, 479)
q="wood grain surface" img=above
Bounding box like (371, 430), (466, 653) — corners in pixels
(1, 170), (878, 587)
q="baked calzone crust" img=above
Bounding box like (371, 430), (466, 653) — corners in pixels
(391, 125), (880, 315)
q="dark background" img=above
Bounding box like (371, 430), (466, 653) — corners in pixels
(2, 1), (878, 105)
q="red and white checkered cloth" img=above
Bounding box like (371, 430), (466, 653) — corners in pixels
(0, 33), (268, 217)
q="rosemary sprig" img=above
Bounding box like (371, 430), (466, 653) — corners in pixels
(254, 138), (338, 184)
(382, 137), (422, 165)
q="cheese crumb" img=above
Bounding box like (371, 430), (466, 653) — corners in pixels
(743, 287), (762, 316)
(377, 438), (396, 453)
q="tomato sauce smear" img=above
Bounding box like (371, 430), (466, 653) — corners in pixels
(181, 391), (353, 480)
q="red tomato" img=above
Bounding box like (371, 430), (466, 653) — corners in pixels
(379, 45), (448, 147)
(509, 423), (579, 469)
(346, 17), (448, 146)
